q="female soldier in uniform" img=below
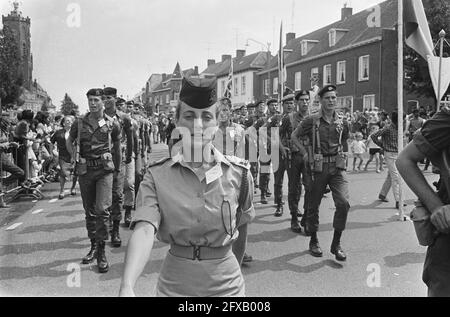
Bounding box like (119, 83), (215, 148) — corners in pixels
(119, 77), (255, 297)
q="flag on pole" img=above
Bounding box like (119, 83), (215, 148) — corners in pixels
(427, 56), (450, 102)
(278, 22), (285, 103)
(404, 0), (434, 60)
(224, 58), (233, 99)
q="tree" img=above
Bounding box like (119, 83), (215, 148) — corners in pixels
(0, 26), (23, 108)
(405, 0), (450, 101)
(60, 93), (79, 115)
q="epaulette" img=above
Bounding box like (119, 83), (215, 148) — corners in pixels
(225, 155), (250, 170)
(147, 157), (171, 168)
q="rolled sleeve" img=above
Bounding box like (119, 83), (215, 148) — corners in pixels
(130, 169), (161, 231)
(237, 169), (255, 227)
(413, 110), (450, 161)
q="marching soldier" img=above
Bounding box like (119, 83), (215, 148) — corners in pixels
(67, 88), (121, 273)
(103, 87), (134, 245)
(119, 77), (255, 297)
(292, 85), (350, 261)
(279, 90), (311, 233)
(273, 94), (295, 217)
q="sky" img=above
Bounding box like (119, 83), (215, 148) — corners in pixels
(0, 0), (384, 113)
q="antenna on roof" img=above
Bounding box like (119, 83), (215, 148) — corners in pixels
(291, 0), (295, 32)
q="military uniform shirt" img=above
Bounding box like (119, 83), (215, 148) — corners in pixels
(132, 143), (255, 247)
(294, 110), (349, 155)
(69, 113), (121, 160)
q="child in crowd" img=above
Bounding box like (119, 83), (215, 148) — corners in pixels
(364, 125), (382, 173)
(351, 132), (366, 171)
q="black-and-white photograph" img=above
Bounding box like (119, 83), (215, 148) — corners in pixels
(0, 0), (449, 299)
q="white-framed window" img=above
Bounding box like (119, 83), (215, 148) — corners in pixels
(295, 72), (302, 91)
(329, 29), (336, 47)
(359, 55), (370, 81)
(221, 80), (226, 96)
(337, 61), (346, 84)
(174, 92), (179, 101)
(311, 67), (319, 79)
(263, 79), (270, 96)
(323, 64), (332, 86)
(337, 96), (354, 113)
(301, 41), (308, 56)
(273, 77), (279, 95)
(166, 94), (170, 104)
(234, 77), (239, 96)
(241, 76), (246, 95)
(363, 94), (376, 111)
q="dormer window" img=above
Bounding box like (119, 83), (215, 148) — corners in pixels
(301, 40), (319, 56)
(328, 28), (349, 47)
(329, 29), (337, 47)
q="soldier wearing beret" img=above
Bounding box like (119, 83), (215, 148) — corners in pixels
(291, 85), (350, 261)
(119, 77), (255, 297)
(103, 87), (135, 245)
(276, 90), (312, 232)
(67, 88), (122, 273)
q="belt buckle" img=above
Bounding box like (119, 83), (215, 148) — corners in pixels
(193, 246), (201, 261)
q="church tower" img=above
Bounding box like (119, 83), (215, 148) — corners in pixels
(2, 1), (33, 89)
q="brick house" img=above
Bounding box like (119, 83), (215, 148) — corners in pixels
(149, 63), (199, 114)
(201, 50), (272, 108)
(256, 0), (434, 114)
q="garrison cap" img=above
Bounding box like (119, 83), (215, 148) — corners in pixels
(295, 90), (310, 100)
(266, 98), (278, 105)
(254, 100), (266, 107)
(282, 94), (295, 102)
(86, 88), (104, 97)
(318, 85), (337, 98)
(246, 103), (256, 109)
(103, 87), (117, 96)
(116, 97), (126, 104)
(125, 100), (134, 106)
(179, 77), (217, 108)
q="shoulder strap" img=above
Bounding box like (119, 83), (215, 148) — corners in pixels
(76, 117), (81, 161)
(313, 116), (321, 155)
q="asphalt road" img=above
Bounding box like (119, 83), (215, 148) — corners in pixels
(0, 143), (437, 297)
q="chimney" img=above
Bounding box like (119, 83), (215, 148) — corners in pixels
(286, 32), (296, 44)
(236, 49), (246, 59)
(221, 54), (232, 62)
(162, 73), (167, 82)
(207, 59), (215, 67)
(341, 3), (353, 21)
(194, 66), (199, 75)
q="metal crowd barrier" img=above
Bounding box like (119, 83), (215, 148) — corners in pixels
(0, 139), (45, 203)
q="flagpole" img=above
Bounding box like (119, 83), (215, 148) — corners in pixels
(437, 29), (446, 110)
(398, 0), (405, 221)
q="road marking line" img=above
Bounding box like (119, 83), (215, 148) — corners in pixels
(5, 223), (23, 231)
(32, 209), (44, 214)
(49, 199), (58, 203)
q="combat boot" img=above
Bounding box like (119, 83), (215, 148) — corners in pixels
(290, 214), (302, 233)
(124, 206), (132, 227)
(97, 241), (109, 273)
(274, 204), (283, 217)
(260, 190), (268, 204)
(111, 221), (122, 248)
(82, 239), (97, 264)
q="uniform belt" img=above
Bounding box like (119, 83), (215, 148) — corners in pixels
(323, 155), (338, 163)
(169, 244), (231, 261)
(86, 158), (102, 167)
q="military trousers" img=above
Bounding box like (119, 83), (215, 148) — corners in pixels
(259, 161), (271, 195)
(123, 158), (135, 208)
(287, 152), (310, 216)
(273, 152), (288, 206)
(79, 167), (113, 241)
(134, 155), (144, 201)
(305, 162), (350, 233)
(250, 162), (259, 187)
(110, 162), (125, 222)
